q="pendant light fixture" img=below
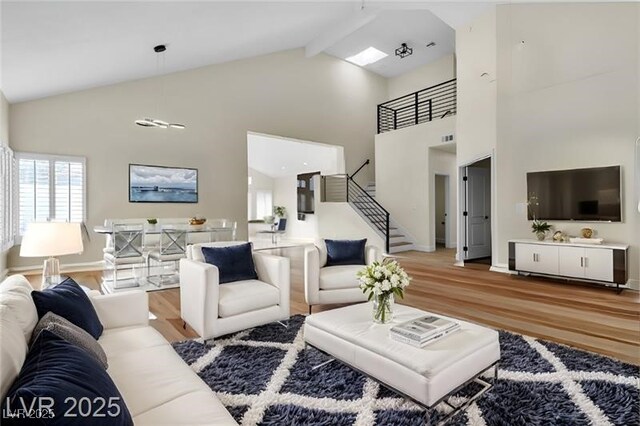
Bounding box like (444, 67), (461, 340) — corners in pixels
(395, 43), (413, 59)
(135, 44), (186, 129)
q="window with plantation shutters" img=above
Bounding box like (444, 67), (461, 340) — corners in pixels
(16, 153), (86, 237)
(0, 145), (14, 251)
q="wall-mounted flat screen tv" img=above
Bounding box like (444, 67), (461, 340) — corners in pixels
(527, 165), (621, 222)
(129, 164), (198, 203)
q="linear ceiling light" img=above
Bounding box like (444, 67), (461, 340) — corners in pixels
(135, 44), (186, 130)
(345, 47), (388, 67)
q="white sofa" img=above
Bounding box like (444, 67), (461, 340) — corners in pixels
(0, 275), (237, 425)
(304, 240), (382, 313)
(180, 242), (290, 341)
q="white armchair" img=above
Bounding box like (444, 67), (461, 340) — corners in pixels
(304, 240), (382, 313)
(180, 242), (290, 342)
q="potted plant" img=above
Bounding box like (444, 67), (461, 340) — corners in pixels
(528, 193), (550, 241)
(357, 259), (411, 324)
(273, 206), (287, 218)
(531, 220), (551, 241)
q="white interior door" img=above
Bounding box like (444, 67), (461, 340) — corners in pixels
(464, 166), (491, 259)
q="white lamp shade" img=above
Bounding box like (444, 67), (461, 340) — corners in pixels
(20, 222), (84, 257)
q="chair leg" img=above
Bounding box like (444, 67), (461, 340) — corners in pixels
(182, 321), (187, 330)
(205, 337), (215, 347)
(308, 305), (313, 315)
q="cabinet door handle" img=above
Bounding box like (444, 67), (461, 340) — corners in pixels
(584, 257), (587, 268)
(580, 257), (584, 267)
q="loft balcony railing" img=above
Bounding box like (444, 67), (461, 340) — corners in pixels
(377, 78), (457, 134)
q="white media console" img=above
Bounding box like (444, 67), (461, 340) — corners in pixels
(508, 239), (629, 291)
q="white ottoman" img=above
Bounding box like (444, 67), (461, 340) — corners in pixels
(304, 303), (500, 417)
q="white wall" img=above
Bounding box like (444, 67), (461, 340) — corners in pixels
(315, 201), (385, 254)
(494, 3), (639, 287)
(455, 8), (497, 167)
(247, 167), (274, 220)
(272, 175), (318, 241)
(375, 116), (456, 250)
(7, 48), (387, 268)
(0, 91), (8, 144)
(387, 54), (456, 100)
(0, 90), (9, 278)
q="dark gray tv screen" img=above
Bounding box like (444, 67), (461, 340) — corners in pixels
(527, 166), (621, 222)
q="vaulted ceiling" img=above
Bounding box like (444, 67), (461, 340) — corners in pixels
(1, 1), (495, 103)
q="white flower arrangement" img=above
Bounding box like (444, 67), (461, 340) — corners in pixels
(357, 259), (411, 301)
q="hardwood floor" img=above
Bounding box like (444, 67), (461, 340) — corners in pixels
(19, 247), (639, 365)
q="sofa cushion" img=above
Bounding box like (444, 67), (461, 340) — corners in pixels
(99, 326), (170, 359)
(31, 277), (104, 339)
(0, 275), (38, 340)
(202, 243), (258, 284)
(325, 239), (367, 266)
(218, 280), (279, 318)
(319, 265), (363, 290)
(31, 312), (108, 369)
(106, 344), (216, 417)
(0, 275), (38, 400)
(2, 330), (132, 425)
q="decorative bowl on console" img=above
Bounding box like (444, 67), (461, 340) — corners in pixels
(189, 217), (206, 226)
(581, 227), (594, 238)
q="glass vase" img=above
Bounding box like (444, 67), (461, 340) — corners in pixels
(373, 293), (395, 324)
(536, 231), (546, 241)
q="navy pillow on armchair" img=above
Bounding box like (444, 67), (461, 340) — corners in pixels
(31, 277), (104, 339)
(201, 243), (259, 284)
(325, 239), (367, 266)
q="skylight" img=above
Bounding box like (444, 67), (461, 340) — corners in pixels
(345, 47), (388, 67)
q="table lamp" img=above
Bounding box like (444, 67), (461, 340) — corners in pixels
(20, 222), (84, 288)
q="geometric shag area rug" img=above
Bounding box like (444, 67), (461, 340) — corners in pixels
(172, 315), (639, 425)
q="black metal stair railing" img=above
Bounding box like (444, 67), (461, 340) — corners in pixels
(377, 78), (457, 134)
(347, 160), (390, 253)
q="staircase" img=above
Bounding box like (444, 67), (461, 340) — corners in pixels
(358, 183), (414, 254)
(321, 161), (414, 254)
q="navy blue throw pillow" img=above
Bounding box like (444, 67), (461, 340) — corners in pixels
(1, 330), (132, 426)
(201, 243), (259, 284)
(325, 239), (367, 266)
(31, 277), (103, 339)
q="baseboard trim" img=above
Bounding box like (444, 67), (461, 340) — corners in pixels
(489, 264), (516, 275)
(413, 245), (436, 252)
(9, 260), (105, 275)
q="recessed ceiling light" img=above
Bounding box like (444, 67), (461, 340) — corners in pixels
(303, 162), (308, 166)
(281, 166), (286, 170)
(345, 47), (387, 67)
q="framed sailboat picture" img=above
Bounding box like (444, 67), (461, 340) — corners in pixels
(129, 164), (198, 203)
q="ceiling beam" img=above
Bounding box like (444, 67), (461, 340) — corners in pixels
(305, 8), (379, 58)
